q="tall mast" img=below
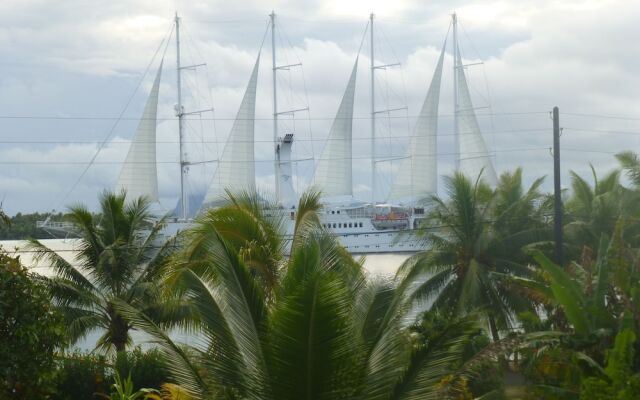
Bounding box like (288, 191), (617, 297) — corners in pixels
(370, 13), (376, 203)
(270, 11), (280, 203)
(452, 12), (459, 171)
(175, 13), (188, 219)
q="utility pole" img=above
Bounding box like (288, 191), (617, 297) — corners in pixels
(553, 106), (563, 265)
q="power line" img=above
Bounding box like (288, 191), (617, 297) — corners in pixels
(563, 127), (640, 136)
(0, 111), (550, 121)
(563, 112), (640, 122)
(0, 128), (551, 144)
(0, 147), (551, 165)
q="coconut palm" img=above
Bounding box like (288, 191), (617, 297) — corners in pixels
(28, 191), (184, 352)
(562, 166), (640, 263)
(115, 189), (477, 399)
(616, 151), (640, 187)
(564, 167), (622, 257)
(0, 204), (9, 226)
(397, 170), (548, 342)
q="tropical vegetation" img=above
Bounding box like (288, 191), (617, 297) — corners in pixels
(6, 151), (640, 399)
(27, 191), (187, 352)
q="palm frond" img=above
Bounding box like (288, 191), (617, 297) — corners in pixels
(387, 316), (478, 400)
(26, 239), (96, 292)
(616, 150), (640, 186)
(291, 188), (323, 251)
(180, 220), (271, 399)
(113, 300), (209, 397)
(268, 261), (358, 400)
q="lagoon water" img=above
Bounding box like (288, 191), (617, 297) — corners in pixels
(1, 239), (411, 277)
(2, 239), (413, 350)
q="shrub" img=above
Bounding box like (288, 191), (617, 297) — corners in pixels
(0, 250), (65, 399)
(51, 352), (110, 400)
(114, 348), (173, 391)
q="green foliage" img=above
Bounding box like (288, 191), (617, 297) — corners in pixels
(114, 348), (173, 391)
(397, 170), (547, 343)
(0, 249), (66, 399)
(52, 352), (110, 400)
(101, 372), (158, 400)
(580, 329), (640, 400)
(0, 211), (67, 239)
(28, 191), (186, 352)
(116, 190), (478, 399)
(412, 311), (503, 398)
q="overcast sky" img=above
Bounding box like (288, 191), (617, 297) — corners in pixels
(1, 0), (639, 215)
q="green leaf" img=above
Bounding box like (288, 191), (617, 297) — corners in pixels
(533, 251), (591, 335)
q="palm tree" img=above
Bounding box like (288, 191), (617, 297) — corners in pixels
(118, 190), (478, 399)
(0, 206), (9, 226)
(616, 151), (640, 187)
(28, 191), (183, 352)
(397, 170), (548, 342)
(564, 167), (620, 254)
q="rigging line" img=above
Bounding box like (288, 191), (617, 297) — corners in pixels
(459, 20), (498, 160)
(181, 20), (220, 170)
(357, 20), (370, 55)
(43, 23), (175, 219)
(278, 21), (314, 157)
(276, 25), (308, 137)
(200, 22), (270, 197)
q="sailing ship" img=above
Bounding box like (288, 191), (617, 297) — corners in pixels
(50, 12), (498, 253)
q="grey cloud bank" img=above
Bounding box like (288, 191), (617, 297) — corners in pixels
(0, 0), (638, 214)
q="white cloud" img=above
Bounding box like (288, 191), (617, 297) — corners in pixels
(0, 0), (639, 214)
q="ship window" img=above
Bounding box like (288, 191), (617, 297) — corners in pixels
(359, 222), (363, 227)
(332, 223), (336, 228)
(331, 210), (335, 214)
(337, 210), (340, 214)
(338, 223), (342, 228)
(348, 223), (351, 228)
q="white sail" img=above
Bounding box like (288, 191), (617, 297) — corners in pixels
(388, 44), (446, 202)
(203, 56), (260, 205)
(313, 58), (358, 198)
(456, 49), (497, 186)
(116, 62), (162, 202)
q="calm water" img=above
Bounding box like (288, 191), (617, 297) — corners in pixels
(1, 239), (411, 277)
(2, 239), (413, 350)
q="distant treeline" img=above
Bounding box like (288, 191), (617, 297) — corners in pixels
(0, 212), (66, 240)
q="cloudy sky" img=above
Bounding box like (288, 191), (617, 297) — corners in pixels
(1, 0), (639, 215)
